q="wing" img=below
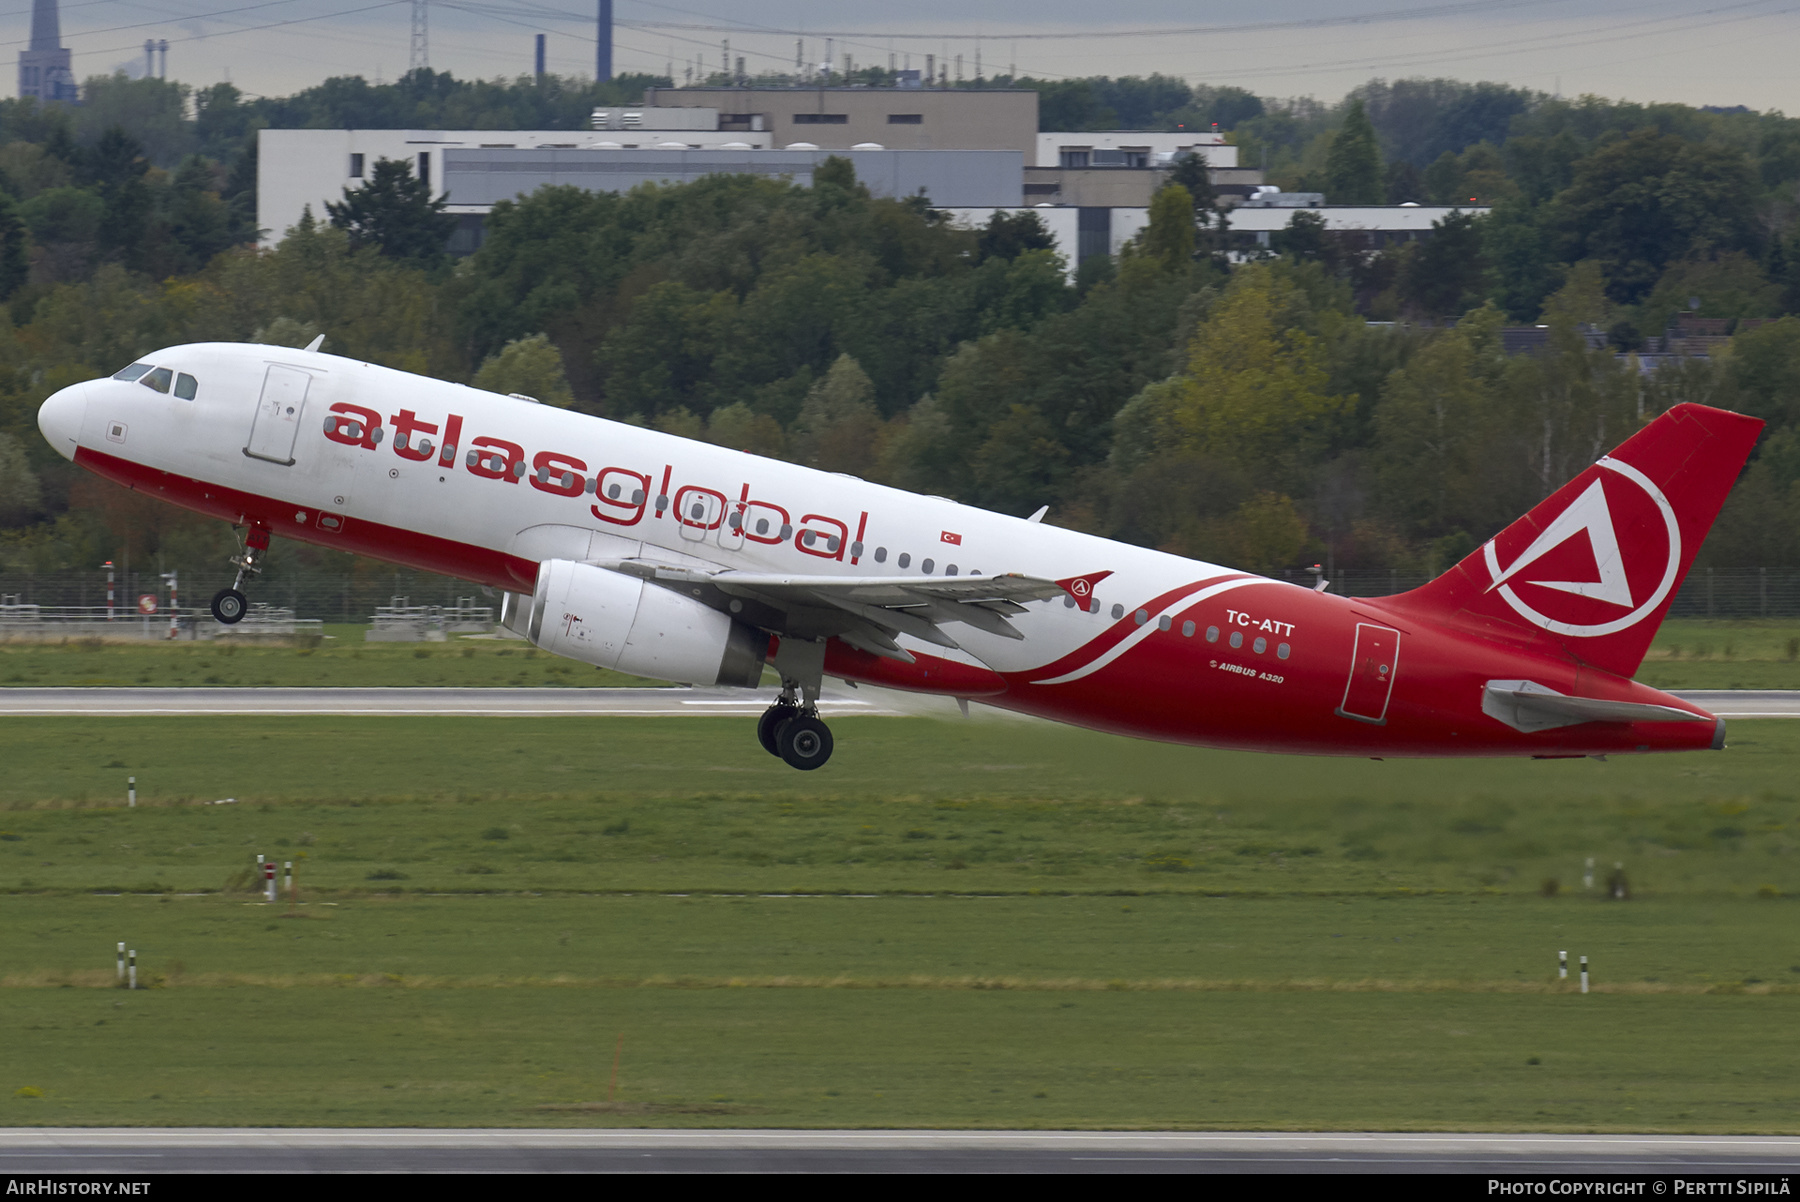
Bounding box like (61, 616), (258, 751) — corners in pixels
(594, 558), (1065, 664)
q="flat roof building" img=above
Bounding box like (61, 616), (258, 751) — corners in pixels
(643, 86), (1039, 156)
(258, 129), (1023, 252)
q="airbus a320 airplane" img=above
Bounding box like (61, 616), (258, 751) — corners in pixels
(37, 341), (1762, 769)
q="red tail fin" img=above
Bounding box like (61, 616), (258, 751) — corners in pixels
(1387, 403), (1763, 678)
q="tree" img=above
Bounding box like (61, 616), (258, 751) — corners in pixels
(1371, 304), (1511, 539)
(1112, 262), (1345, 484)
(1325, 100), (1383, 204)
(1556, 129), (1761, 306)
(472, 333), (576, 408)
(324, 157), (455, 265)
(1398, 210), (1487, 316)
(0, 190), (31, 300)
(789, 354), (884, 476)
(1139, 184), (1196, 272)
(1166, 152), (1221, 254)
(975, 210), (1054, 263)
(0, 433), (41, 526)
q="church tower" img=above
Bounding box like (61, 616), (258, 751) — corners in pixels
(19, 0), (78, 104)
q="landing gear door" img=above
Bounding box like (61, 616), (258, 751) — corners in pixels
(245, 364), (311, 465)
(1336, 622), (1401, 725)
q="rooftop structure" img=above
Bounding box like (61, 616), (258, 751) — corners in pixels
(1226, 202), (1493, 257)
(643, 86), (1039, 156)
(19, 0), (76, 104)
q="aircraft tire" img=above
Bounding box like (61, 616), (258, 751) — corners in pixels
(757, 703), (796, 757)
(210, 588), (247, 625)
(778, 713), (833, 771)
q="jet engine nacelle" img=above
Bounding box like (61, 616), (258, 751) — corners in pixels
(510, 559), (767, 687)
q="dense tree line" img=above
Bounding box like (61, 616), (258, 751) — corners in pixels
(9, 69), (1800, 590)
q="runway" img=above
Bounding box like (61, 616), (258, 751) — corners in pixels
(0, 685), (929, 717)
(2, 1129), (1798, 1174)
(0, 687), (1794, 718)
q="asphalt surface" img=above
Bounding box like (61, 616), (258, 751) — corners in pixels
(0, 686), (926, 717)
(0, 687), (1793, 717)
(2, 1130), (1798, 1174)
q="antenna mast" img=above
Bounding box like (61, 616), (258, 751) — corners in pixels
(410, 0), (428, 72)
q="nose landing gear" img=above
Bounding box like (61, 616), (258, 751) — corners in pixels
(210, 525), (269, 626)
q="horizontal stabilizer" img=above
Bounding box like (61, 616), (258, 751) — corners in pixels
(1482, 679), (1710, 733)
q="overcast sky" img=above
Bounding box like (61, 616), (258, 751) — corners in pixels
(8, 0), (1800, 112)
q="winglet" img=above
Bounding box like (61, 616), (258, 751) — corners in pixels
(304, 334), (325, 353)
(1055, 570), (1113, 605)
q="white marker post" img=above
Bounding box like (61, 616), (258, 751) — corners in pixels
(116, 942), (124, 983)
(284, 861), (293, 902)
(1580, 955), (1589, 994)
(263, 861), (277, 903)
(1584, 857), (1595, 890)
(128, 949), (136, 991)
(1559, 950), (1568, 980)
(127, 777), (135, 808)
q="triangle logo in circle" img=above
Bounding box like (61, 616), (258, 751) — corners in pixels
(1487, 478), (1633, 608)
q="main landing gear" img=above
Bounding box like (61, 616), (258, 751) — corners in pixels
(757, 691), (834, 771)
(757, 638), (833, 770)
(210, 526), (269, 626)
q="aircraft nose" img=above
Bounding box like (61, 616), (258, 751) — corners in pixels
(37, 382), (89, 462)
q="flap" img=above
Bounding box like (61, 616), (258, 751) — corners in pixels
(592, 558), (1064, 661)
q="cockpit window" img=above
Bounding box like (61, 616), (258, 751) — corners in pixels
(140, 367), (172, 394)
(112, 363), (153, 382)
(174, 372), (198, 400)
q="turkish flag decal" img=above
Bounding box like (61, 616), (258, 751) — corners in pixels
(941, 531), (962, 545)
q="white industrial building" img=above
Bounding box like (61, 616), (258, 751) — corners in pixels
(1035, 131), (1238, 168)
(1225, 200), (1493, 258)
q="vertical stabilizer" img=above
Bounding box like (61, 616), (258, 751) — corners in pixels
(1386, 403), (1763, 678)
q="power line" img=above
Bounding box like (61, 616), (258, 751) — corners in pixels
(611, 0), (1566, 41)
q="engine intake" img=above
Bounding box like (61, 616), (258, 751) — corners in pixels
(507, 559), (766, 687)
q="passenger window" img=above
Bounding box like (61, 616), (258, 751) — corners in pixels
(174, 373), (198, 400)
(897, 553), (911, 569)
(921, 558), (934, 574)
(1158, 615), (1172, 632)
(874, 547), (887, 563)
(112, 363), (153, 381)
(1205, 625), (1220, 642)
(1253, 636), (1267, 654)
(1064, 596), (1076, 609)
(140, 367), (172, 394)
(1277, 642), (1291, 660)
(1111, 603), (1124, 620)
(1181, 620), (1195, 637)
(1229, 631), (1243, 649)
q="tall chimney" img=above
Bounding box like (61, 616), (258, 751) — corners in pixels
(535, 33), (545, 80)
(595, 0), (612, 82)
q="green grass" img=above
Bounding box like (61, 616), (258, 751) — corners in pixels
(0, 631), (657, 689)
(1639, 618), (1800, 689)
(4, 713), (1799, 1130)
(1, 716), (1798, 896)
(2, 616), (1798, 689)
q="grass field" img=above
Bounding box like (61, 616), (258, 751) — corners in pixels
(2, 712), (1799, 1129)
(4, 617), (1800, 689)
(0, 628), (656, 689)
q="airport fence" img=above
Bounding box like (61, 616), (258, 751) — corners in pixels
(0, 567), (499, 626)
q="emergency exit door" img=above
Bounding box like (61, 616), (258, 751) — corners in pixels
(245, 365), (311, 465)
(1336, 622), (1402, 725)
